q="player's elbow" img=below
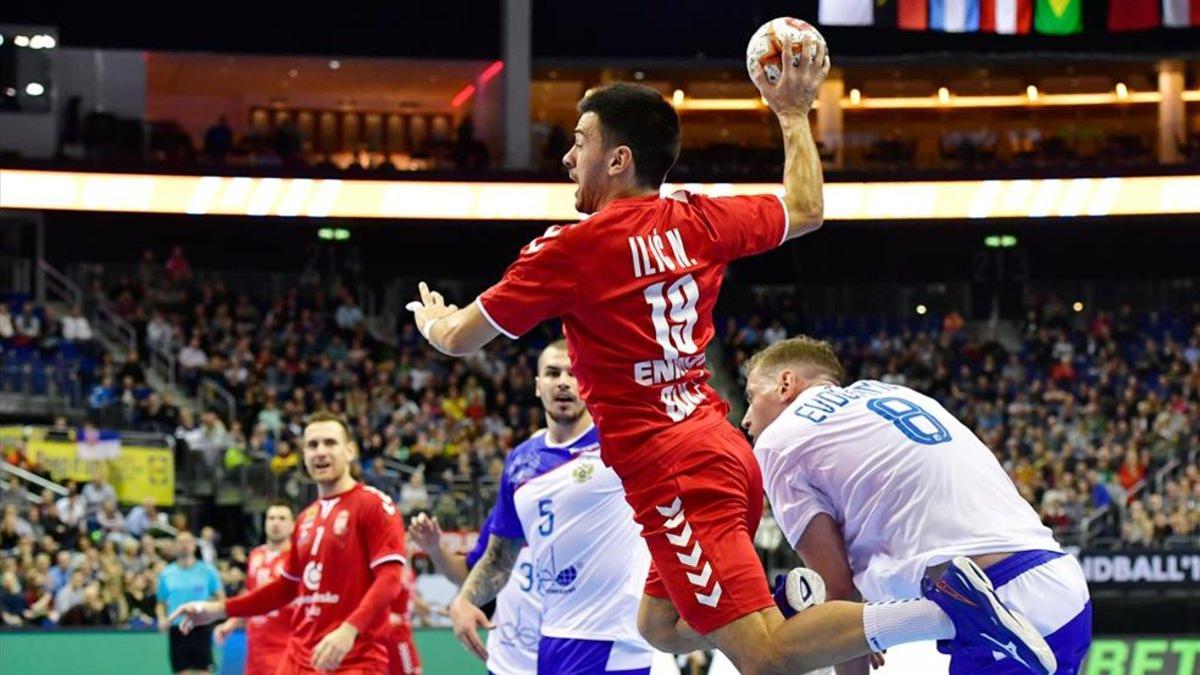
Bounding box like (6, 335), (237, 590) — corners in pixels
(784, 201), (823, 240)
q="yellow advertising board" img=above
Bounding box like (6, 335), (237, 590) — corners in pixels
(1, 427), (174, 506)
(2, 169), (1198, 221)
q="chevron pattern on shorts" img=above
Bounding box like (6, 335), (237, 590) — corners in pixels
(658, 497), (722, 608)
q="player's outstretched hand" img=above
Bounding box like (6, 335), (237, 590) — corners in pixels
(405, 281), (459, 341)
(449, 595), (493, 662)
(408, 513), (443, 552)
(167, 600), (227, 635)
(312, 622), (358, 672)
(760, 34), (830, 116)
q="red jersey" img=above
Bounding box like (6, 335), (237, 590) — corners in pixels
(244, 544), (293, 675)
(386, 564), (415, 631)
(381, 566), (421, 675)
(479, 192), (786, 475)
(280, 483), (408, 673)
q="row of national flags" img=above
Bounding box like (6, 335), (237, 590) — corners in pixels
(819, 0), (1200, 35)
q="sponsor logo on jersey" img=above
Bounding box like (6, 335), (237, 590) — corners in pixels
(302, 560), (323, 591)
(333, 510), (349, 536)
(535, 547), (580, 595)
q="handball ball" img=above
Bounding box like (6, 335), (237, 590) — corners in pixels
(745, 17), (827, 90)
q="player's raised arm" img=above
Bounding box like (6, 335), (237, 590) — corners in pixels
(759, 34), (830, 240)
(409, 513), (471, 585)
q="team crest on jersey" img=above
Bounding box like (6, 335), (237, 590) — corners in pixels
(333, 510), (349, 536)
(571, 461), (596, 484)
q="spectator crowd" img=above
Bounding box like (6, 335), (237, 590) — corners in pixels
(0, 470), (242, 630)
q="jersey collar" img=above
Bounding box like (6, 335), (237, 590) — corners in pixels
(543, 423), (597, 451)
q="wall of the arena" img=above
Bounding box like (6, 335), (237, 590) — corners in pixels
(0, 47), (146, 159)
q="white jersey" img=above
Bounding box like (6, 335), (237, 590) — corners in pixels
(487, 546), (541, 675)
(753, 380), (1061, 602)
(493, 425), (654, 663)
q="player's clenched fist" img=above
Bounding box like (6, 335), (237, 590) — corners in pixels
(449, 595), (493, 662)
(311, 622), (359, 672)
(168, 600), (227, 634)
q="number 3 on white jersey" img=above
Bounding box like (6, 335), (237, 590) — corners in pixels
(644, 274), (700, 360)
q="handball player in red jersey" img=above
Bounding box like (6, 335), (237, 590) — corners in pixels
(380, 563), (422, 675)
(405, 31), (1056, 675)
(213, 502), (297, 675)
(170, 412), (408, 675)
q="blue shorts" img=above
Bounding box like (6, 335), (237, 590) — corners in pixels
(537, 636), (653, 675)
(948, 550), (1093, 675)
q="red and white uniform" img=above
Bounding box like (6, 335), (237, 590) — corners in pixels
(244, 544), (294, 675)
(228, 483), (407, 675)
(478, 191), (788, 633)
(381, 566), (421, 675)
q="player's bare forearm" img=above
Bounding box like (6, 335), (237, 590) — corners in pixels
(836, 655), (872, 675)
(425, 304), (498, 356)
(778, 112), (824, 240)
(457, 535), (521, 606)
(429, 547), (471, 586)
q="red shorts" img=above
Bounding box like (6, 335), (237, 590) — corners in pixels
(383, 622), (422, 675)
(621, 422), (774, 635)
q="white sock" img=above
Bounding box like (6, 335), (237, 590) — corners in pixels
(862, 598), (955, 652)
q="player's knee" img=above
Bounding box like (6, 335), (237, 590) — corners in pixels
(635, 609), (672, 651)
(636, 597), (683, 652)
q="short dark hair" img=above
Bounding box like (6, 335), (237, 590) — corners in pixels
(578, 82), (681, 188)
(266, 499), (294, 515)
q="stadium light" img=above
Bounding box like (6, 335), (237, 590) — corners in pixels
(14, 35), (29, 47)
(849, 88), (861, 105)
(329, 60), (341, 70)
(938, 87), (951, 105)
(1115, 82), (1129, 100)
(1073, 301), (1084, 312)
(673, 89), (685, 106)
(318, 227), (350, 241)
(25, 83), (45, 97)
(916, 304), (928, 315)
(1026, 85), (1039, 102)
(479, 60), (504, 85)
(451, 84), (476, 108)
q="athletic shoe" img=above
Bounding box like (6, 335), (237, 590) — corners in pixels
(772, 567), (827, 619)
(923, 556), (1057, 675)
